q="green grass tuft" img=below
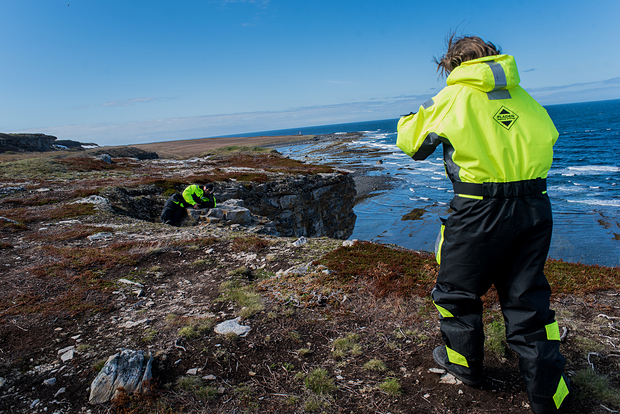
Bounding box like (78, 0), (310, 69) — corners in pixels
(304, 368), (336, 395)
(377, 377), (402, 395)
(363, 359), (388, 372)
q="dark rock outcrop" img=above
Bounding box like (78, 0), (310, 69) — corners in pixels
(216, 172), (357, 239)
(102, 172), (357, 240)
(100, 185), (163, 222)
(89, 147), (159, 160)
(0, 133), (57, 152)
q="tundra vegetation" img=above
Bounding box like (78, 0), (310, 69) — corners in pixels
(0, 146), (619, 413)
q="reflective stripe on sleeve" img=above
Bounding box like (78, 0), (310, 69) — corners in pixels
(422, 98), (435, 109)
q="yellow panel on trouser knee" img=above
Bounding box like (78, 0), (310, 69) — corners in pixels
(446, 346), (469, 368)
(545, 321), (561, 341)
(553, 376), (569, 409)
(433, 301), (454, 318)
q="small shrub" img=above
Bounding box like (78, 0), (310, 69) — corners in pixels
(285, 395), (299, 405)
(143, 328), (158, 343)
(318, 241), (438, 298)
(191, 259), (206, 267)
(176, 376), (202, 390)
(228, 266), (251, 277)
(363, 359), (387, 372)
(179, 325), (200, 339)
(178, 318), (213, 339)
(195, 385), (218, 401)
(332, 333), (362, 358)
(377, 378), (402, 395)
(175, 376), (218, 400)
(304, 368), (336, 395)
(225, 332), (239, 342)
(573, 336), (605, 353)
(217, 280), (264, 318)
(573, 368), (620, 406)
(304, 395), (331, 412)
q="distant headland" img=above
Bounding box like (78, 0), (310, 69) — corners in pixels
(0, 133), (98, 153)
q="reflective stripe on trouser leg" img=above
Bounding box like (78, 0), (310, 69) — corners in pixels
(432, 286), (485, 374)
(446, 346), (469, 367)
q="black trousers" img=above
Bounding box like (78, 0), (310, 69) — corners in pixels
(433, 192), (567, 413)
(160, 194), (187, 226)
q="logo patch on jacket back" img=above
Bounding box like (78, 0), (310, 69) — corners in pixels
(493, 106), (519, 130)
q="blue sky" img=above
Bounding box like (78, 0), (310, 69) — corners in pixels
(2, 0), (619, 146)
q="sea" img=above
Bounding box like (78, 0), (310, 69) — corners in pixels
(227, 99), (620, 267)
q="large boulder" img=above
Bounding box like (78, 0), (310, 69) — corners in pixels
(89, 349), (153, 404)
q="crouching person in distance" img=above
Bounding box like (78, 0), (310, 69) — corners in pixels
(183, 183), (216, 210)
(396, 33), (569, 414)
(161, 183), (216, 226)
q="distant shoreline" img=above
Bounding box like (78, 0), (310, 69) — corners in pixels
(131, 134), (319, 159)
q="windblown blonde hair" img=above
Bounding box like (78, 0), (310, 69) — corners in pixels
(434, 33), (501, 77)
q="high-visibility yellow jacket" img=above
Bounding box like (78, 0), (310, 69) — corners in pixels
(396, 54), (558, 186)
(182, 184), (216, 207)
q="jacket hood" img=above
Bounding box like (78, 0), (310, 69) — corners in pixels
(446, 54), (520, 92)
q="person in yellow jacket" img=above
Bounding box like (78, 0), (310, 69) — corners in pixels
(396, 34), (569, 414)
(161, 183), (216, 226)
(182, 183), (216, 210)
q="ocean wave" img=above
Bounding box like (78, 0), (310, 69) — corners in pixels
(566, 165), (620, 174)
(567, 199), (620, 207)
(549, 185), (582, 193)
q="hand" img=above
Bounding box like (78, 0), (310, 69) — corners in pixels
(193, 204), (200, 209)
